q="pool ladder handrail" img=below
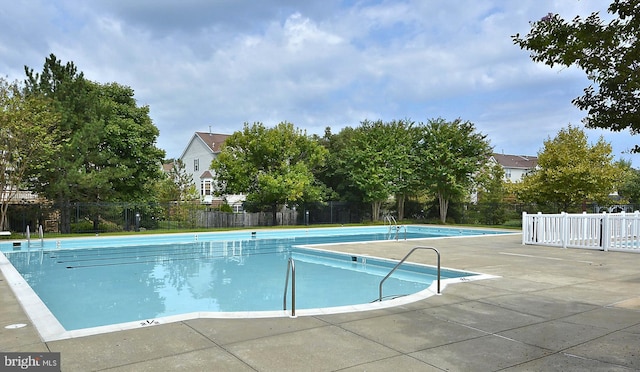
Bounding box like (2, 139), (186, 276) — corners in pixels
(384, 215), (406, 240)
(283, 257), (296, 316)
(395, 224), (407, 241)
(385, 215), (396, 234)
(26, 225), (44, 248)
(378, 246), (440, 302)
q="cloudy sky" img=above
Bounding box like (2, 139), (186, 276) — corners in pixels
(2, 0), (637, 166)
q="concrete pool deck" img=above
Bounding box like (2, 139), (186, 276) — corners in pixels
(1, 233), (639, 371)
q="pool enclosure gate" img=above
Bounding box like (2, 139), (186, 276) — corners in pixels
(522, 211), (640, 253)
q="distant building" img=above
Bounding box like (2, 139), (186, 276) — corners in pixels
(161, 162), (174, 173)
(179, 131), (229, 204)
(178, 131), (245, 210)
(489, 153), (538, 182)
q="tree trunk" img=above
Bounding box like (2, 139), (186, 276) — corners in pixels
(396, 193), (406, 221)
(0, 203), (9, 231)
(371, 201), (382, 221)
(438, 193), (449, 223)
(93, 214), (100, 232)
(59, 198), (72, 234)
(271, 203), (278, 226)
(0, 186), (19, 231)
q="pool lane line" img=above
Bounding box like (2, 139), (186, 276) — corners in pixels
(48, 241), (293, 259)
(47, 241), (293, 259)
(63, 254), (223, 269)
(54, 247), (287, 265)
(60, 249), (294, 269)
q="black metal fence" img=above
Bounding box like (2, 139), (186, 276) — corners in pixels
(4, 200), (638, 235)
(3, 201), (369, 234)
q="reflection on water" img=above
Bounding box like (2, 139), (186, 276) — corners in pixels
(6, 234), (443, 330)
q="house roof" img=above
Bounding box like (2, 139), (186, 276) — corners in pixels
(200, 170), (213, 179)
(491, 153), (538, 169)
(195, 132), (230, 153)
(162, 162), (174, 173)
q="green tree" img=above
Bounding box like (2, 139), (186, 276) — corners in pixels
(337, 120), (417, 221)
(416, 118), (492, 223)
(211, 122), (328, 224)
(475, 162), (507, 225)
(0, 78), (60, 231)
(616, 161), (640, 204)
(156, 159), (198, 203)
(517, 126), (618, 211)
(387, 119), (421, 220)
(317, 126), (359, 202)
(513, 1), (640, 152)
(342, 120), (390, 221)
(24, 54), (165, 232)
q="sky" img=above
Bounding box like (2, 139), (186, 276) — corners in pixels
(1, 0), (638, 167)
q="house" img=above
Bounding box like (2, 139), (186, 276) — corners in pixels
(179, 131), (229, 204)
(178, 131), (245, 210)
(489, 153), (538, 182)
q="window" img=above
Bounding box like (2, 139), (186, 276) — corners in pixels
(194, 159), (199, 171)
(201, 179), (212, 196)
(504, 169), (511, 180)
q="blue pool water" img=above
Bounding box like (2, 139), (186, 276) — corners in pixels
(0, 225), (505, 252)
(1, 226), (500, 332)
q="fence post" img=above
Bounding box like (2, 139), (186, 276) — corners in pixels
(536, 212), (542, 243)
(561, 212), (567, 249)
(634, 211), (640, 245)
(602, 212), (610, 251)
(521, 212), (527, 245)
(621, 211), (627, 247)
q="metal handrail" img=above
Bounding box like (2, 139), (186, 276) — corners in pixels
(385, 215), (396, 231)
(27, 225), (44, 248)
(393, 224), (407, 241)
(283, 257), (296, 316)
(384, 215), (407, 240)
(385, 215), (397, 237)
(378, 246), (440, 301)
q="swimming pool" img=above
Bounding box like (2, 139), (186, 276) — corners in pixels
(0, 226), (503, 341)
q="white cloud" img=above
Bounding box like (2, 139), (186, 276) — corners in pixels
(0, 0), (636, 165)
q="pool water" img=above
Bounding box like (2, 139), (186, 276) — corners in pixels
(1, 226), (500, 334)
(0, 225), (505, 252)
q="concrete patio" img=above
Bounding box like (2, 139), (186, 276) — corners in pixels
(1, 233), (639, 371)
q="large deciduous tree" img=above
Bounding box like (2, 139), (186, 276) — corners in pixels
(24, 54), (165, 233)
(0, 78), (60, 231)
(335, 120), (418, 221)
(474, 162), (508, 225)
(517, 126), (619, 211)
(513, 1), (640, 152)
(416, 118), (492, 223)
(316, 126), (357, 202)
(211, 122), (328, 224)
(386, 119), (421, 220)
(339, 120), (393, 221)
(617, 164), (640, 204)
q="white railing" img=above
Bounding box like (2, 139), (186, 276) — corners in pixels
(522, 211), (640, 253)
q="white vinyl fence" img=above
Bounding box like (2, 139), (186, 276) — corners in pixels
(522, 211), (640, 253)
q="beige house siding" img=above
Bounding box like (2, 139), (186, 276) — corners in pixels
(489, 153), (538, 182)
